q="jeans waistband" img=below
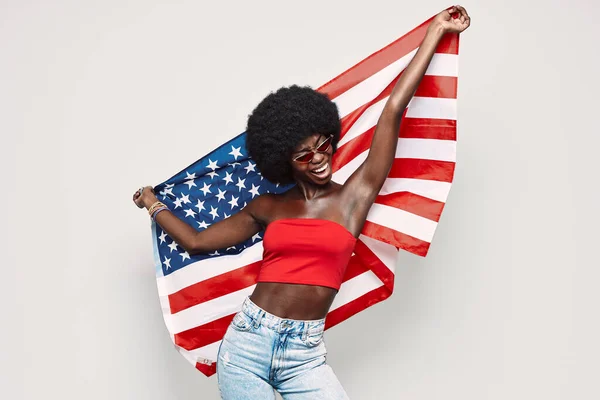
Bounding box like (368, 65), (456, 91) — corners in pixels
(241, 296), (326, 335)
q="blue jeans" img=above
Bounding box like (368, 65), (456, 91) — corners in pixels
(216, 296), (350, 399)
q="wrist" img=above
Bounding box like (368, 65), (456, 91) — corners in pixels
(426, 21), (446, 38)
(144, 198), (160, 209)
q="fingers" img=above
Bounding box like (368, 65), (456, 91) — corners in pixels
(455, 5), (470, 24)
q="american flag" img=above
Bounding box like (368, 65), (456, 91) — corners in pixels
(150, 14), (459, 377)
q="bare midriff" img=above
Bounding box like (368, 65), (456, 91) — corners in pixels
(249, 282), (337, 320)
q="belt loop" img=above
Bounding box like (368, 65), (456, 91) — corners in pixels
(254, 310), (263, 329)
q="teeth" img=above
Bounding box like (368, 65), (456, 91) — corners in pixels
(313, 164), (327, 173)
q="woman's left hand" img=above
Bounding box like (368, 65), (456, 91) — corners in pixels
(432, 5), (471, 34)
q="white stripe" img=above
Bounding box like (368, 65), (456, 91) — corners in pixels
(330, 270), (385, 311)
(333, 52), (457, 118)
(367, 203), (438, 242)
(396, 138), (456, 162)
(359, 235), (399, 273)
(425, 53), (458, 77)
(156, 243), (263, 296)
(406, 97), (456, 120)
(379, 178), (452, 202)
(165, 286), (255, 334)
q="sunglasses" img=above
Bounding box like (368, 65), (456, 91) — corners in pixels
(292, 135), (333, 163)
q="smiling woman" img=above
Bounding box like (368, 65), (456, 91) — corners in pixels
(133, 5), (471, 399)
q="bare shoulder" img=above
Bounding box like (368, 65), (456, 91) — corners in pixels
(244, 192), (279, 225)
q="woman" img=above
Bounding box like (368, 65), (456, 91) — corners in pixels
(134, 6), (470, 399)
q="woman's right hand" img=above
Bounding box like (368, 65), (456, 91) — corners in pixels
(133, 186), (159, 209)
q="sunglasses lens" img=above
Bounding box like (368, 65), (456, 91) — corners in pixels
(295, 152), (314, 163)
(317, 136), (332, 151)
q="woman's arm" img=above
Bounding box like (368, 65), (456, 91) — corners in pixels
(341, 6), (470, 213)
(135, 187), (266, 255)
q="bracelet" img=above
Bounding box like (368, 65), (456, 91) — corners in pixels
(148, 201), (167, 216)
(151, 206), (169, 221)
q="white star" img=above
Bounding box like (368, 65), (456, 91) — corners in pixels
(163, 256), (172, 269)
(230, 162), (241, 167)
(179, 251), (190, 262)
(252, 232), (262, 242)
(276, 183), (280, 187)
(159, 230), (168, 244)
(184, 208), (197, 218)
(209, 250), (220, 256)
(185, 172), (197, 180)
(173, 197), (183, 209)
(195, 199), (205, 212)
(244, 162), (256, 174)
(236, 177), (246, 192)
(181, 194), (191, 204)
(257, 172), (264, 181)
(227, 246), (236, 251)
(249, 184), (261, 198)
(228, 195), (239, 209)
(206, 159), (219, 171)
(224, 212), (230, 219)
(209, 206), (219, 220)
(200, 182), (212, 196)
(168, 241), (178, 253)
(197, 220), (209, 229)
(166, 183), (175, 188)
(216, 188), (227, 202)
(223, 171), (234, 185)
(229, 146), (243, 160)
(207, 170), (219, 179)
(160, 187), (174, 197)
(184, 179), (196, 189)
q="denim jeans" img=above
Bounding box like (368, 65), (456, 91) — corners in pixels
(216, 296), (350, 399)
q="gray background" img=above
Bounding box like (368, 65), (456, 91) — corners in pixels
(2, 0), (599, 399)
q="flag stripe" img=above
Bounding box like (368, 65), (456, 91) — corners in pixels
(388, 158), (456, 181)
(379, 177), (452, 202)
(366, 203), (438, 242)
(375, 192), (446, 222)
(361, 220), (430, 256)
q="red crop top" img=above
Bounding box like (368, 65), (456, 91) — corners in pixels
(256, 218), (357, 291)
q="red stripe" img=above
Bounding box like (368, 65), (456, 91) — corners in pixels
(169, 261), (262, 314)
(196, 361), (216, 377)
(325, 285), (393, 329)
(400, 118), (456, 140)
(375, 192), (446, 222)
(389, 158), (456, 182)
(361, 220), (431, 257)
(175, 313), (233, 351)
(415, 75), (457, 98)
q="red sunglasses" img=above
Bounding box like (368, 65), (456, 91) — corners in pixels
(292, 135), (333, 163)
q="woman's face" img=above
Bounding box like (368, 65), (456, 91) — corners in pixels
(289, 133), (334, 185)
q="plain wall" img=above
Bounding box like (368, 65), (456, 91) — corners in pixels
(2, 0), (599, 398)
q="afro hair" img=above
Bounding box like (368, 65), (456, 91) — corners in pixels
(245, 85), (341, 185)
